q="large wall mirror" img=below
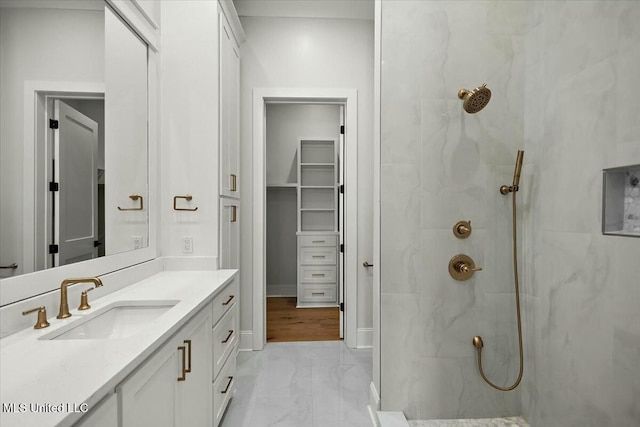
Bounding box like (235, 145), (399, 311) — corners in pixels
(0, 0), (158, 305)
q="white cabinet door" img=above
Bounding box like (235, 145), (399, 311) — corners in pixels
(119, 307), (212, 427)
(75, 392), (118, 427)
(219, 199), (239, 269)
(177, 310), (212, 426)
(219, 7), (240, 198)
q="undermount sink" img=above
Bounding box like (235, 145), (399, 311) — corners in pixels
(41, 300), (180, 340)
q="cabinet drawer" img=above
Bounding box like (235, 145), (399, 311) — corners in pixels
(213, 305), (237, 380)
(298, 235), (337, 247)
(213, 343), (236, 427)
(299, 246), (336, 265)
(299, 266), (336, 283)
(212, 276), (238, 326)
(299, 284), (337, 303)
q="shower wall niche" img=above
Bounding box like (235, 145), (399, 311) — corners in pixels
(602, 165), (640, 237)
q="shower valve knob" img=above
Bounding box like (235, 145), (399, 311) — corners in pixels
(453, 220), (472, 238)
(448, 254), (482, 281)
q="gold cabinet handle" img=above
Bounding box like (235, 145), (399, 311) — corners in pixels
(22, 306), (50, 329)
(117, 194), (143, 211)
(221, 376), (234, 394)
(312, 255), (325, 259)
(221, 330), (234, 344)
(222, 295), (235, 306)
(312, 240), (325, 244)
(1, 263), (18, 269)
(173, 195), (198, 211)
(230, 174), (237, 192)
(311, 273), (325, 277)
(312, 292), (325, 296)
(177, 345), (187, 381)
(184, 340), (192, 373)
(231, 205), (237, 222)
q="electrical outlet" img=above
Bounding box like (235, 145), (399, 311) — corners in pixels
(132, 236), (142, 249)
(182, 236), (193, 254)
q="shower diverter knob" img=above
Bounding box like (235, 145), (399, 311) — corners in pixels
(448, 254), (482, 281)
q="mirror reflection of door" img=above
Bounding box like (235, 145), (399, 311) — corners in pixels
(50, 100), (101, 267)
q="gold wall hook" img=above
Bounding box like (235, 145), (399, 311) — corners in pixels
(448, 254), (482, 281)
(173, 195), (198, 211)
(22, 306), (50, 329)
(453, 220), (472, 238)
(117, 194), (144, 211)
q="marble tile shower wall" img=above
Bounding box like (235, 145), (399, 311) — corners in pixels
(623, 168), (640, 232)
(522, 1), (640, 426)
(381, 0), (640, 425)
(381, 0), (525, 420)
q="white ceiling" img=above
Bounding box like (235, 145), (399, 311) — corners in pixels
(233, 0), (374, 21)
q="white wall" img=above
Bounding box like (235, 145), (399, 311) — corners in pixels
(265, 104), (340, 296)
(160, 1), (220, 262)
(239, 16), (374, 343)
(0, 7), (104, 277)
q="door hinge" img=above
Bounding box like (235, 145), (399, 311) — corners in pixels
(48, 244), (59, 254)
(340, 244), (344, 253)
(339, 184), (344, 194)
(49, 119), (59, 129)
(49, 182), (59, 192)
(340, 302), (344, 312)
(340, 125), (344, 135)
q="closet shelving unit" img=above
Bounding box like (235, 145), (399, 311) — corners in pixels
(296, 138), (339, 307)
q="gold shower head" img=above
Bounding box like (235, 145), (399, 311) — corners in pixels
(458, 84), (491, 114)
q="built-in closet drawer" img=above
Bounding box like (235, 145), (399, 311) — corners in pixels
(212, 276), (238, 325)
(299, 284), (337, 303)
(213, 343), (237, 426)
(299, 265), (336, 283)
(299, 246), (336, 265)
(212, 304), (237, 379)
(298, 235), (337, 247)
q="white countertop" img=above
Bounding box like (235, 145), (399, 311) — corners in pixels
(0, 269), (237, 427)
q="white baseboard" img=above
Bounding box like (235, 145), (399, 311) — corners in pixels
(357, 327), (373, 348)
(239, 330), (253, 351)
(369, 381), (381, 426)
(266, 283), (296, 297)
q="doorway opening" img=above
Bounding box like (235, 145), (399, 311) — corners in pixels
(252, 88), (358, 350)
(265, 103), (344, 342)
(35, 92), (105, 271)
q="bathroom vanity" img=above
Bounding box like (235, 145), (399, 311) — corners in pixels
(0, 270), (238, 427)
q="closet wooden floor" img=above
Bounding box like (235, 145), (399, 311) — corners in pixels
(266, 297), (340, 342)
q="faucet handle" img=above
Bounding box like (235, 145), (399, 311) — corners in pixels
(78, 287), (96, 311)
(22, 306), (50, 329)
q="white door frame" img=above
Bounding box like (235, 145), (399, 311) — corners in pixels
(252, 88), (358, 349)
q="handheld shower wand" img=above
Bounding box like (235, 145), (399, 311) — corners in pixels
(474, 149), (526, 391)
(500, 150), (524, 194)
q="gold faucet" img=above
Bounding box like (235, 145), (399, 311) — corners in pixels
(57, 277), (103, 319)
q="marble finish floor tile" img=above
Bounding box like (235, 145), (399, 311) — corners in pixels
(409, 416), (529, 427)
(221, 341), (373, 427)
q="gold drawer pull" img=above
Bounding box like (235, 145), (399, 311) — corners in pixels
(222, 294), (235, 305)
(230, 174), (237, 192)
(177, 346), (187, 381)
(221, 330), (234, 344)
(231, 205), (237, 222)
(312, 292), (325, 296)
(221, 376), (234, 394)
(312, 255), (325, 259)
(184, 340), (192, 373)
(312, 273), (325, 277)
(312, 240), (325, 243)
